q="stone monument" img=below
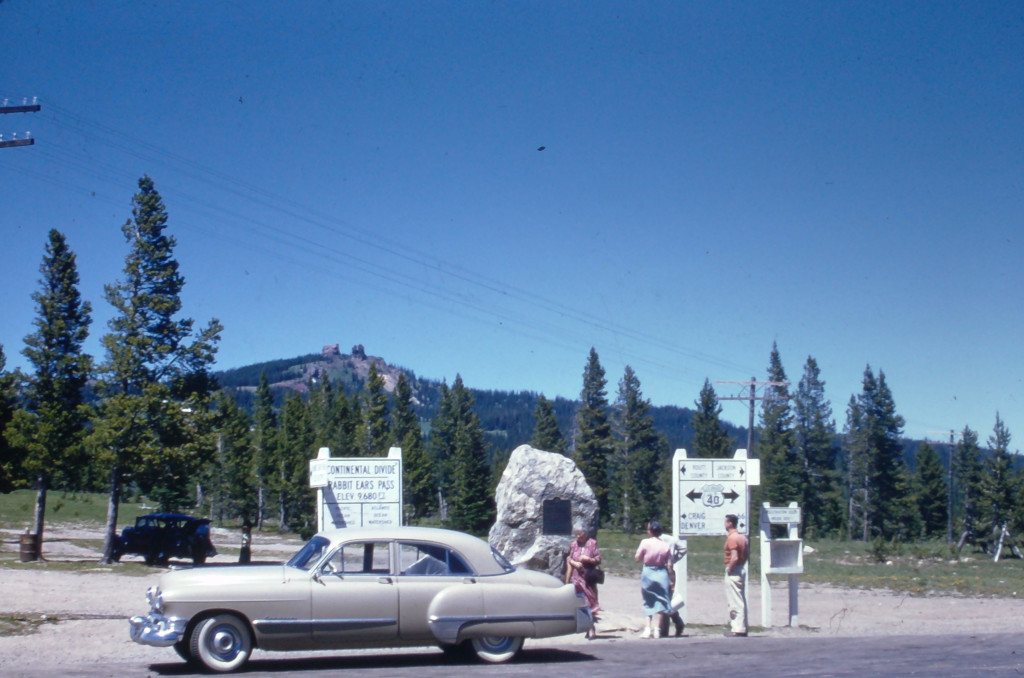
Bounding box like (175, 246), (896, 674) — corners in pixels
(488, 444), (599, 577)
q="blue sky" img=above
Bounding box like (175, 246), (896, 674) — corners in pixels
(1, 1), (1021, 445)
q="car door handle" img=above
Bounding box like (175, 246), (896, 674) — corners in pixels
(378, 576), (393, 584)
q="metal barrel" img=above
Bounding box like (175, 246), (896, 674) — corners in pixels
(19, 532), (40, 562)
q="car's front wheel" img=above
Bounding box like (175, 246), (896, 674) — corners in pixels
(189, 613), (252, 673)
(470, 635), (523, 663)
(173, 638), (194, 664)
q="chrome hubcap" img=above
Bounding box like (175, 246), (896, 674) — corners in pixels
(212, 628), (239, 656)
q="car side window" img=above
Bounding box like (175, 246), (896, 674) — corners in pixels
(326, 541), (391, 575)
(399, 542), (473, 576)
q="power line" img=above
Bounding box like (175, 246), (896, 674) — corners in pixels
(9, 100), (765, 394)
(717, 378), (790, 454)
(0, 97), (39, 149)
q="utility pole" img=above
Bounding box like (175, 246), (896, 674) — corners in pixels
(717, 377), (790, 455)
(929, 429), (960, 544)
(946, 429), (955, 545)
(927, 429), (962, 544)
(1, 97), (40, 149)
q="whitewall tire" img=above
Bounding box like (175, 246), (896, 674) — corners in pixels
(470, 635), (523, 663)
(190, 613), (253, 673)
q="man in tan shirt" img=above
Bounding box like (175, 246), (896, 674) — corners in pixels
(723, 514), (748, 636)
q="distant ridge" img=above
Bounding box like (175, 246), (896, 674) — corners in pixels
(217, 344), (416, 397)
(213, 344), (740, 456)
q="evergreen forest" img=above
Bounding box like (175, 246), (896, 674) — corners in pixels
(2, 177), (1023, 562)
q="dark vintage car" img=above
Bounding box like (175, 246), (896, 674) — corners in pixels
(113, 512), (217, 566)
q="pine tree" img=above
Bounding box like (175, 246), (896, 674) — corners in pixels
(392, 372), (432, 520)
(979, 413), (1018, 550)
(308, 375), (342, 454)
(432, 375), (491, 533)
(953, 426), (984, 552)
(869, 369), (909, 538)
(844, 391), (870, 540)
(429, 381), (454, 519)
(488, 446), (511, 499)
(90, 176), (222, 563)
(843, 366), (909, 541)
(0, 345), (20, 493)
(912, 441), (948, 539)
(357, 363), (390, 457)
(757, 344), (798, 509)
(278, 391), (315, 534)
(793, 356), (841, 537)
(610, 366), (665, 531)
(210, 391), (256, 524)
(2, 231), (93, 557)
(573, 348), (615, 517)
(531, 394), (567, 454)
(251, 372), (279, 530)
(691, 379), (733, 459)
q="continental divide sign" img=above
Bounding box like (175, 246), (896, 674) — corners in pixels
(310, 447), (403, 530)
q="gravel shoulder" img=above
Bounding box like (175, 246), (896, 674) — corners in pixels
(2, 525), (1021, 673)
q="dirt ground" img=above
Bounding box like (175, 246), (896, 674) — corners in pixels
(2, 524), (1022, 673)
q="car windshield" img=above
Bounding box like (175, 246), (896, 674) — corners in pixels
(287, 536), (331, 570)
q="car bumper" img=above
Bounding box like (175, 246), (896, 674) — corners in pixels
(129, 612), (187, 647)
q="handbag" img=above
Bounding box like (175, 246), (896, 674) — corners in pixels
(584, 565), (605, 586)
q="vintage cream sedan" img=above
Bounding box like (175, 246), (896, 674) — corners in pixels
(130, 526), (591, 672)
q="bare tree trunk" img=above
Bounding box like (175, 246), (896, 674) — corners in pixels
(994, 522), (1008, 562)
(955, 529), (969, 555)
(848, 494), (856, 540)
(32, 474), (47, 562)
(257, 485), (265, 532)
(437, 489), (448, 522)
(100, 466), (122, 564)
(861, 484), (871, 542)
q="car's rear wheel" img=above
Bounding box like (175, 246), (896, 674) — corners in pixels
(190, 613), (252, 673)
(470, 635), (523, 663)
(438, 641), (473, 661)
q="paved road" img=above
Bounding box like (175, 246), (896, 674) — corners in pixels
(20, 633), (1024, 678)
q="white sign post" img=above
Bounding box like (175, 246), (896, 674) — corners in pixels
(671, 448), (760, 624)
(760, 502), (803, 628)
(309, 446), (403, 531)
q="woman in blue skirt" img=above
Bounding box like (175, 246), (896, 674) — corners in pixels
(634, 520), (672, 638)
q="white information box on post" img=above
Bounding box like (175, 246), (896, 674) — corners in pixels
(309, 446), (403, 531)
(671, 448), (760, 624)
(759, 502), (803, 628)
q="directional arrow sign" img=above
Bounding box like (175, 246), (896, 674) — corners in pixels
(672, 449), (759, 536)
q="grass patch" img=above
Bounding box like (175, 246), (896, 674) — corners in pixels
(0, 613), (55, 637)
(3, 492), (1024, 597)
(0, 613), (125, 637)
(0, 489), (156, 531)
(593, 529), (1024, 598)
